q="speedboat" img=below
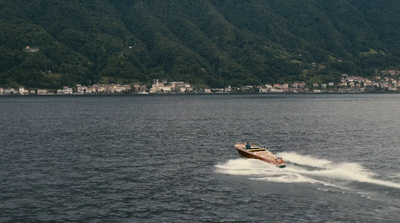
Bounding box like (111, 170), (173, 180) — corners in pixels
(234, 142), (286, 168)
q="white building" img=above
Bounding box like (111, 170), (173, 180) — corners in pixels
(76, 84), (85, 94)
(150, 79), (171, 93)
(37, 89), (48, 95)
(258, 87), (268, 93)
(24, 46), (39, 53)
(57, 86), (73, 95)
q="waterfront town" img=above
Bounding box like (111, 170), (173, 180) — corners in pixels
(1, 70), (400, 95)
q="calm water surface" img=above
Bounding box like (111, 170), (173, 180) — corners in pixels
(1, 94), (400, 222)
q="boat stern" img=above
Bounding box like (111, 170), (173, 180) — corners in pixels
(277, 164), (286, 168)
(276, 157), (286, 168)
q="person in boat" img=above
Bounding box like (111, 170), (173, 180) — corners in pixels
(246, 142), (251, 150)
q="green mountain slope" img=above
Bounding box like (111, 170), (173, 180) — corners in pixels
(1, 0), (400, 88)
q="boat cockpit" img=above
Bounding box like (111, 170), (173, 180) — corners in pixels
(246, 142), (266, 152)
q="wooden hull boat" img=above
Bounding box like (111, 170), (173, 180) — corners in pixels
(234, 142), (286, 168)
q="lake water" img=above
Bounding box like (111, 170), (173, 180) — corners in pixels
(1, 94), (400, 222)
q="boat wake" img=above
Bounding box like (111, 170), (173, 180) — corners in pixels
(215, 152), (400, 192)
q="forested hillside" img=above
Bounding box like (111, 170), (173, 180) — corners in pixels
(1, 0), (400, 88)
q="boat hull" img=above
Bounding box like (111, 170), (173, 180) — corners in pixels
(235, 143), (286, 168)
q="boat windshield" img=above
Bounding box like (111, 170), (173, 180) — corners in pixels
(249, 142), (264, 149)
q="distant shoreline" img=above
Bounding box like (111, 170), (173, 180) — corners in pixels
(1, 91), (399, 97)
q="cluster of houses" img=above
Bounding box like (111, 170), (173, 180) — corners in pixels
(0, 80), (194, 95)
(1, 70), (400, 95)
(0, 84), (133, 95)
(202, 70), (400, 93)
(66, 84), (132, 94)
(255, 70), (400, 93)
(149, 79), (193, 93)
